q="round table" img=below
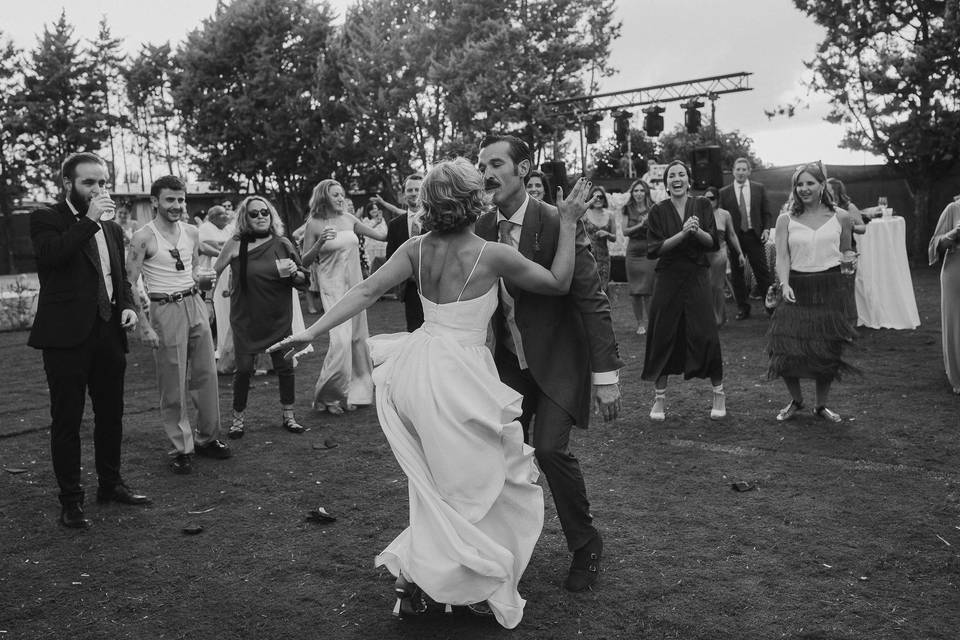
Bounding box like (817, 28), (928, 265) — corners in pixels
(854, 215), (920, 329)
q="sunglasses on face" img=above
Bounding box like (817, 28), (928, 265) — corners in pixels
(247, 208), (271, 219)
(168, 248), (185, 271)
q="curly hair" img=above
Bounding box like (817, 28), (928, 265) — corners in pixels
(418, 157), (490, 234)
(789, 162), (835, 216)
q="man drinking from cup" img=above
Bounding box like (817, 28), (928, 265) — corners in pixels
(126, 176), (231, 475)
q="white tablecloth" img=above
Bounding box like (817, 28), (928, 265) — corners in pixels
(855, 215), (920, 329)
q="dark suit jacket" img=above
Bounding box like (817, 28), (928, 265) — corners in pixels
(28, 201), (136, 351)
(386, 213), (416, 301)
(476, 198), (623, 428)
(719, 179), (772, 234)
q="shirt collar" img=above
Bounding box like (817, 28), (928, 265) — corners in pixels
(65, 198), (81, 218)
(496, 193), (530, 225)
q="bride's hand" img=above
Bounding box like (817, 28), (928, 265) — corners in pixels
(556, 177), (592, 224)
(267, 331), (313, 359)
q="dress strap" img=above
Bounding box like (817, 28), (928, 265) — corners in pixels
(417, 233), (424, 289)
(456, 242), (487, 302)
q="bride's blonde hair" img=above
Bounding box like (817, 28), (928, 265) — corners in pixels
(419, 158), (491, 234)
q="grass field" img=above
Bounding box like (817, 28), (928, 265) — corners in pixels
(1, 266), (957, 639)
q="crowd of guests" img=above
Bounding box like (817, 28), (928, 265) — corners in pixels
(26, 144), (958, 628)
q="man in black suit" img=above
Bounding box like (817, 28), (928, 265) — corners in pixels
(719, 157), (773, 319)
(29, 152), (150, 529)
(384, 173), (425, 331)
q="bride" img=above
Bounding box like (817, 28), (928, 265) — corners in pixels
(271, 158), (591, 628)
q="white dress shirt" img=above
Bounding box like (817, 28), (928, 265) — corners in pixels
(67, 199), (114, 303)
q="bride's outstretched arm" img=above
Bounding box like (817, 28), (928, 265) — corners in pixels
(268, 242), (415, 357)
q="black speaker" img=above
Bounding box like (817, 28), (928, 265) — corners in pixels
(540, 161), (569, 191)
(691, 146), (722, 190)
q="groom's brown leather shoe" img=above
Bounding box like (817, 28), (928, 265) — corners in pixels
(564, 533), (602, 592)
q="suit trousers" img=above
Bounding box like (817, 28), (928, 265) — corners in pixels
(496, 346), (597, 552)
(730, 230), (772, 312)
(149, 296), (221, 455)
(42, 313), (125, 506)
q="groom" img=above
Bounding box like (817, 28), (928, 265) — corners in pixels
(477, 134), (623, 592)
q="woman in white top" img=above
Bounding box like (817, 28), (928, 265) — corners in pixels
(768, 163), (857, 423)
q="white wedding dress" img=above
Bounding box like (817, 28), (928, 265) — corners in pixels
(369, 242), (544, 629)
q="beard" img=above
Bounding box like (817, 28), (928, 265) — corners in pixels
(68, 184), (90, 215)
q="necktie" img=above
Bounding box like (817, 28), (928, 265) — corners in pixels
(498, 219), (516, 247)
(88, 236), (113, 321)
(738, 185), (749, 232)
(410, 218), (421, 237)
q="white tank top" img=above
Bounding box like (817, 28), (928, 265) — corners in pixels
(141, 221), (197, 293)
(788, 214), (842, 272)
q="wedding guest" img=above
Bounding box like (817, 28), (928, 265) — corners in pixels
(127, 176), (231, 474)
(360, 200), (388, 274)
(719, 157), (773, 320)
(826, 178), (867, 235)
(621, 178), (657, 334)
(384, 174), (426, 331)
(641, 161), (725, 421)
(768, 162), (857, 422)
(583, 185), (617, 291)
(29, 152), (149, 528)
(704, 186), (745, 327)
(301, 179), (386, 414)
(928, 199), (960, 394)
(524, 169), (554, 205)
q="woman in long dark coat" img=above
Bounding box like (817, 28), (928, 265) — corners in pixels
(641, 160), (725, 421)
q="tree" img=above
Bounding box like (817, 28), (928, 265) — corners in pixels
(591, 122), (763, 180)
(124, 43), (182, 185)
(658, 123), (764, 170)
(0, 31), (26, 273)
(173, 0), (338, 225)
(325, 0), (621, 179)
(11, 11), (114, 197)
(84, 18), (129, 185)
(794, 0), (960, 256)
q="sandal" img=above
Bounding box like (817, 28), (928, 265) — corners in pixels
(813, 405), (842, 423)
(776, 399), (803, 422)
(228, 412), (245, 439)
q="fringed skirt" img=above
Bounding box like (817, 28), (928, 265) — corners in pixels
(767, 266), (858, 380)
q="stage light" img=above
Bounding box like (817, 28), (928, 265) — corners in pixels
(642, 105), (665, 137)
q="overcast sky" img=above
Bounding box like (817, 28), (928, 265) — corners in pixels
(2, 0), (884, 167)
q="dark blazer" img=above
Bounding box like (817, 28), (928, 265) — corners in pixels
(28, 201), (136, 351)
(386, 213), (415, 300)
(719, 179), (772, 233)
(476, 198), (623, 428)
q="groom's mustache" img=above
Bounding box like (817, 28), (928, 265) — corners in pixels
(484, 178), (501, 190)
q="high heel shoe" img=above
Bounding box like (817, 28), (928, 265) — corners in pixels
(392, 574), (428, 618)
(776, 399), (803, 422)
(813, 405), (842, 423)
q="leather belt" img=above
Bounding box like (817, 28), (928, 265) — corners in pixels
(149, 286), (199, 304)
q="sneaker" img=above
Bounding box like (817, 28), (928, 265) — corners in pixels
(195, 439), (232, 459)
(649, 394), (666, 422)
(170, 453), (192, 474)
(710, 390), (726, 420)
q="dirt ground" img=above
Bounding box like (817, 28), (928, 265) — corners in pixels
(1, 266), (957, 640)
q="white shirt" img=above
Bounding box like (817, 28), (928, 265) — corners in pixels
(497, 194), (619, 385)
(736, 180), (752, 221)
(197, 220), (234, 270)
(67, 199), (114, 303)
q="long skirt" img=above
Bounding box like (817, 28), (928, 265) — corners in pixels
(641, 262), (723, 381)
(626, 239), (656, 296)
(767, 266), (858, 380)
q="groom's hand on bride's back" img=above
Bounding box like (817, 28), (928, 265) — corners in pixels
(593, 383), (621, 422)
